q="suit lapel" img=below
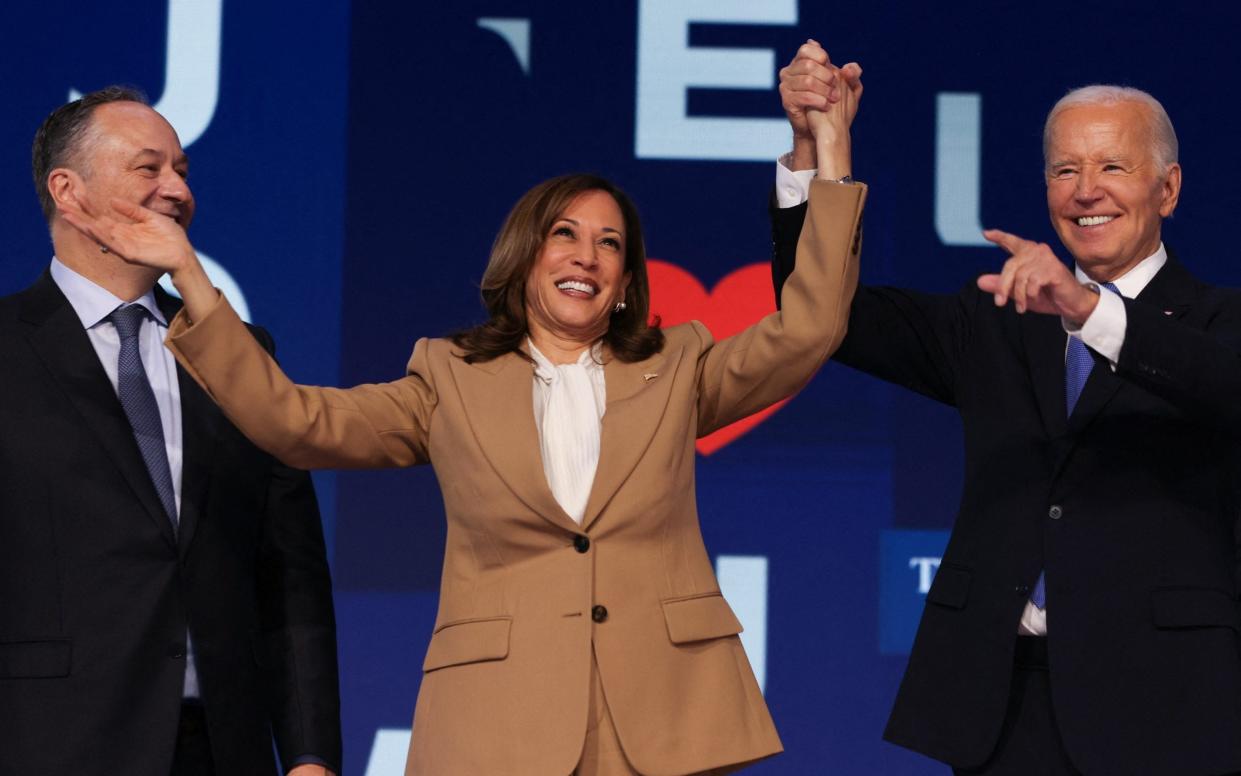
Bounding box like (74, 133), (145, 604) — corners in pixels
(448, 350), (581, 533)
(1067, 255), (1196, 435)
(580, 344), (677, 531)
(19, 272), (176, 547)
(156, 288), (221, 556)
(1020, 312), (1069, 440)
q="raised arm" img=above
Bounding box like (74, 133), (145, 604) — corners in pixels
(696, 45), (864, 435)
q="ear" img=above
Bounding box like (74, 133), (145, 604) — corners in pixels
(620, 270), (632, 301)
(1159, 163), (1182, 218)
(48, 167), (88, 216)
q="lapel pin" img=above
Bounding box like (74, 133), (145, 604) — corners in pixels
(643, 373), (659, 382)
(1163, 310), (1174, 315)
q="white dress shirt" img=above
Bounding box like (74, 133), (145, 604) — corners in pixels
(777, 157), (1167, 635)
(529, 340), (607, 525)
(49, 257), (196, 695)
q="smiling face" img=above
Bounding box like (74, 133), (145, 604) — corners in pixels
(73, 101), (194, 230)
(524, 189), (632, 353)
(1045, 101), (1180, 281)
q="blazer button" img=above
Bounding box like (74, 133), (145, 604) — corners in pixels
(591, 604), (608, 623)
(169, 645), (186, 659)
(1048, 505), (1063, 520)
(1015, 584), (1030, 596)
(574, 535), (590, 553)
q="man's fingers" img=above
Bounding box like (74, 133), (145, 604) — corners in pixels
(786, 71), (836, 96)
(982, 228), (1033, 256)
(796, 40), (829, 65)
(976, 273), (1002, 295)
(1014, 266), (1044, 315)
(781, 63), (838, 95)
(784, 90), (829, 109)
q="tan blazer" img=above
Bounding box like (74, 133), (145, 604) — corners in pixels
(167, 180), (865, 775)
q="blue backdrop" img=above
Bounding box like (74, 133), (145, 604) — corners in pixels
(5, 1), (1241, 773)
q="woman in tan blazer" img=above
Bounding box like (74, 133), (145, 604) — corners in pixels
(60, 62), (864, 776)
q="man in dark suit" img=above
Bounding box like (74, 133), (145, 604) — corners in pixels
(773, 43), (1241, 775)
(0, 87), (341, 775)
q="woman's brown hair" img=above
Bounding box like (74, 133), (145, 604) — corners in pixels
(451, 173), (664, 364)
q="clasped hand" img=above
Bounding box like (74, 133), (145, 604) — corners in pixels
(779, 39), (863, 142)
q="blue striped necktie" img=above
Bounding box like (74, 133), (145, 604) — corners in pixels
(1030, 282), (1118, 609)
(109, 304), (178, 527)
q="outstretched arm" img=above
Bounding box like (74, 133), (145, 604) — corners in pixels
(58, 195), (438, 470)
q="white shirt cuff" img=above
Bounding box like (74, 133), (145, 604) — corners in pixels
(1064, 286), (1126, 367)
(775, 153), (815, 209)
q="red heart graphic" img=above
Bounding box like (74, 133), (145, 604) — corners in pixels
(647, 259), (789, 455)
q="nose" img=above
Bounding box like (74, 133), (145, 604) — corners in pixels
(159, 168), (192, 205)
(571, 240), (599, 270)
(1073, 167), (1102, 204)
(157, 168), (194, 223)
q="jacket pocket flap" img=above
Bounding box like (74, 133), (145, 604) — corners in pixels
(926, 564), (971, 609)
(1151, 588), (1238, 630)
(0, 639), (71, 679)
(662, 593), (743, 644)
(422, 616), (511, 672)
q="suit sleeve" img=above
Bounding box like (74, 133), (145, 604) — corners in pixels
(1116, 292), (1241, 433)
(695, 180), (863, 436)
(239, 327), (341, 773)
(166, 296), (438, 470)
(770, 189), (974, 407)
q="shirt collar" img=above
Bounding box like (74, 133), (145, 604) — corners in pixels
(49, 256), (168, 330)
(1074, 242), (1167, 299)
(528, 339), (604, 383)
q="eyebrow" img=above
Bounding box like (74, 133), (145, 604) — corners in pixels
(129, 148), (190, 168)
(559, 217), (621, 235)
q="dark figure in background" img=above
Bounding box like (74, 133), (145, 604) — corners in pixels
(0, 87), (341, 776)
(775, 41), (1241, 776)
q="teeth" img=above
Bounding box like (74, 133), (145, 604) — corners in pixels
(556, 280), (596, 295)
(1076, 215), (1114, 227)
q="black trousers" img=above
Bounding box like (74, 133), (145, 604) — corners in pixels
(170, 702), (215, 776)
(952, 637), (1081, 776)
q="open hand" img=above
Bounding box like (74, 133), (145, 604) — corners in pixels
(978, 229), (1099, 324)
(58, 196), (198, 275)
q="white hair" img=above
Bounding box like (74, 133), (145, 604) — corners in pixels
(1043, 85), (1179, 175)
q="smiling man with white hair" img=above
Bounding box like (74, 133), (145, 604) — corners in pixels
(773, 41), (1241, 776)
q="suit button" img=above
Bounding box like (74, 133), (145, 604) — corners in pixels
(574, 535), (590, 553)
(169, 646), (186, 659)
(1048, 505), (1063, 520)
(591, 605), (608, 623)
(1015, 584), (1030, 596)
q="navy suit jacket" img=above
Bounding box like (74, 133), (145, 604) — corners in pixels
(773, 200), (1241, 775)
(0, 271), (341, 775)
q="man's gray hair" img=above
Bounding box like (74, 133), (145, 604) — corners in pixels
(1042, 85), (1178, 174)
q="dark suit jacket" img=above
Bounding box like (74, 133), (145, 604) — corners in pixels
(773, 201), (1241, 775)
(0, 271), (341, 775)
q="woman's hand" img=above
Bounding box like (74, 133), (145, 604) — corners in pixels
(807, 58), (862, 181)
(58, 196), (218, 320)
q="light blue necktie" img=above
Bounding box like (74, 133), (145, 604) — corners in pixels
(1030, 282), (1118, 609)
